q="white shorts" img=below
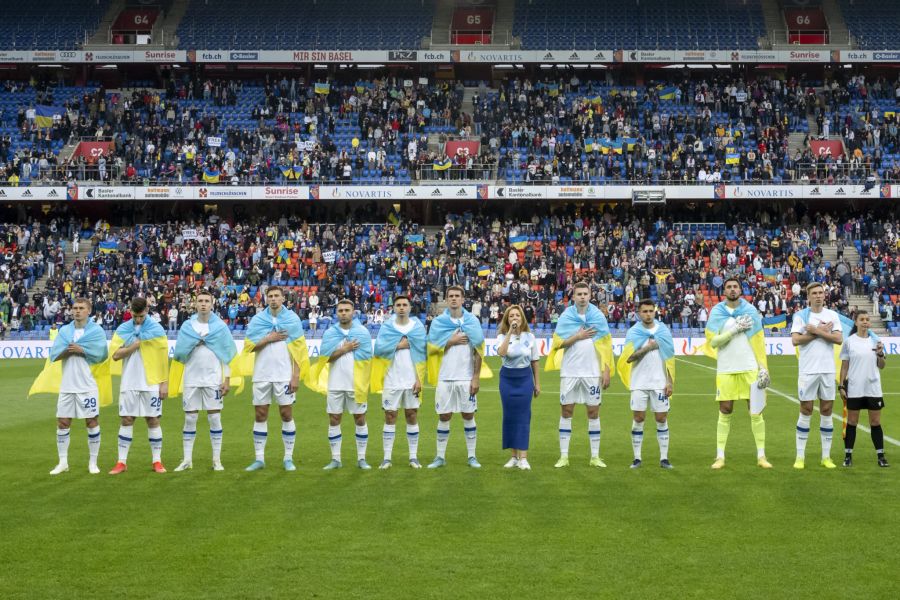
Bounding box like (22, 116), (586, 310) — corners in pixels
(326, 390), (367, 415)
(382, 389), (421, 412)
(118, 390), (163, 417)
(798, 373), (836, 402)
(435, 380), (477, 414)
(630, 389), (670, 413)
(56, 391), (100, 419)
(183, 386), (224, 412)
(560, 377), (602, 406)
(252, 381), (296, 406)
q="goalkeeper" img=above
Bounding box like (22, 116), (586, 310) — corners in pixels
(704, 277), (772, 470)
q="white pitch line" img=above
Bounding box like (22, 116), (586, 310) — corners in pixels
(674, 358), (900, 448)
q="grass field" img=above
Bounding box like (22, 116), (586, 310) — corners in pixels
(1, 355), (898, 599)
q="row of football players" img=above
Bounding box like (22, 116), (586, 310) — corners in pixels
(42, 280), (889, 475)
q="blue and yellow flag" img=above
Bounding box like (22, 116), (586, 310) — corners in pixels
(370, 316), (426, 394)
(726, 147), (740, 165)
(109, 317), (169, 384)
(98, 240), (117, 254)
(238, 307), (310, 380)
(616, 320), (675, 390)
(546, 304), (614, 375)
(168, 314), (241, 396)
(702, 299), (767, 369)
(509, 235), (528, 250)
(433, 156), (452, 171)
(202, 168), (220, 184)
(34, 106), (62, 128)
(762, 314), (787, 330)
(477, 265), (491, 277)
(658, 86), (677, 100)
(426, 309), (493, 385)
(405, 233), (425, 245)
(29, 321), (112, 406)
(306, 320), (372, 403)
(314, 82), (331, 95)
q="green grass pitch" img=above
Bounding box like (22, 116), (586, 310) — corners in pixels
(1, 356), (898, 599)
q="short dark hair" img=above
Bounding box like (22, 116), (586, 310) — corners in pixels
(805, 282), (824, 294)
(723, 276), (741, 288)
(393, 295), (410, 306)
(130, 297), (148, 313)
(266, 285), (283, 296)
(446, 285), (465, 297)
(573, 281), (591, 291)
(638, 298), (656, 309)
(196, 289), (214, 300)
(337, 298), (355, 309)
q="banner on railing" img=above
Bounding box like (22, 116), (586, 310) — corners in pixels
(3, 184), (896, 201)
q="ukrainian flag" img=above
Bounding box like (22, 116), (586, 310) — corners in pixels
(726, 151), (740, 165)
(370, 316), (426, 394)
(433, 157), (452, 171)
(279, 165), (299, 180)
(546, 304), (614, 376)
(509, 235), (528, 250)
(658, 86), (678, 100)
(477, 265), (491, 277)
(702, 299), (767, 370)
(109, 318), (169, 384)
(314, 82), (331, 95)
(405, 233), (424, 245)
(306, 320), (372, 404)
(99, 240), (118, 254)
(169, 314), (242, 396)
(762, 314), (787, 330)
(617, 320), (675, 391)
(202, 168), (220, 184)
(238, 307), (310, 381)
(29, 321), (113, 406)
(34, 106), (62, 128)
(546, 83), (560, 97)
(426, 309), (492, 385)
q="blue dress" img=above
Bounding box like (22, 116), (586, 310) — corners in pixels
(498, 332), (539, 450)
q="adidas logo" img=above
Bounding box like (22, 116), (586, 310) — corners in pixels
(569, 52), (580, 60)
(810, 187), (819, 194)
(542, 52), (554, 61)
(47, 189), (58, 197)
(22, 189), (32, 197)
(593, 52), (606, 60)
(0, 189), (6, 197)
(431, 188), (442, 197)
(456, 188), (467, 196)
(405, 188), (416, 196)
(835, 187), (845, 194)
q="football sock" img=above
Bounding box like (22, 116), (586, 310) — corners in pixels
(436, 421), (450, 459)
(631, 420), (644, 460)
(406, 423), (419, 460)
(282, 420), (296, 460)
(56, 428), (70, 464)
(87, 426), (101, 465)
(820, 415), (834, 459)
(657, 420), (670, 461)
(796, 413), (811, 459)
(558, 417), (572, 456)
(252, 421), (267, 461)
(871, 425), (885, 455)
(588, 418), (601, 458)
(716, 412), (732, 459)
(751, 413), (766, 458)
(463, 418), (477, 458)
(148, 427), (162, 463)
(183, 412), (199, 462)
(117, 425), (134, 463)
(207, 413), (223, 463)
(328, 425), (342, 460)
(844, 424), (857, 452)
(355, 424), (368, 461)
(383, 423), (396, 461)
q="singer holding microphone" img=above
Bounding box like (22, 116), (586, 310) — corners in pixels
(497, 305), (541, 470)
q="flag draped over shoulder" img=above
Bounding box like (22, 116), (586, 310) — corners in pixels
(370, 316), (426, 394)
(795, 309), (868, 380)
(306, 320), (372, 403)
(238, 307), (310, 379)
(546, 304), (614, 375)
(426, 309), (493, 385)
(29, 321), (112, 406)
(168, 314), (241, 396)
(109, 317), (169, 384)
(616, 320), (675, 390)
(702, 299), (767, 369)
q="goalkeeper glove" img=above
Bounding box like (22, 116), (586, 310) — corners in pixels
(757, 368), (770, 389)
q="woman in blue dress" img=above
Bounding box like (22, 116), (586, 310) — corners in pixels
(497, 305), (541, 470)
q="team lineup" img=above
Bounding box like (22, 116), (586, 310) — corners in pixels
(30, 279), (890, 475)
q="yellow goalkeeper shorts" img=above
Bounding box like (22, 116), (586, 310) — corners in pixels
(716, 371), (757, 401)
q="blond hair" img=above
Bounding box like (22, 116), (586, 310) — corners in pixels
(498, 304), (531, 335)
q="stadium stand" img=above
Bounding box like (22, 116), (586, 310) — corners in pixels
(839, 0), (900, 50)
(0, 0), (111, 50)
(176, 0), (434, 50)
(513, 0), (766, 50)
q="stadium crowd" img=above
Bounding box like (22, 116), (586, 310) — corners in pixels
(2, 202), (898, 339)
(3, 71), (900, 187)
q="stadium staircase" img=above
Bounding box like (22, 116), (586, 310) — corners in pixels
(788, 131), (808, 159)
(34, 239), (93, 294)
(156, 0), (191, 49)
(759, 0), (784, 49)
(85, 0), (128, 47)
(427, 1), (455, 46)
(493, 0), (517, 48)
(820, 0), (854, 47)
